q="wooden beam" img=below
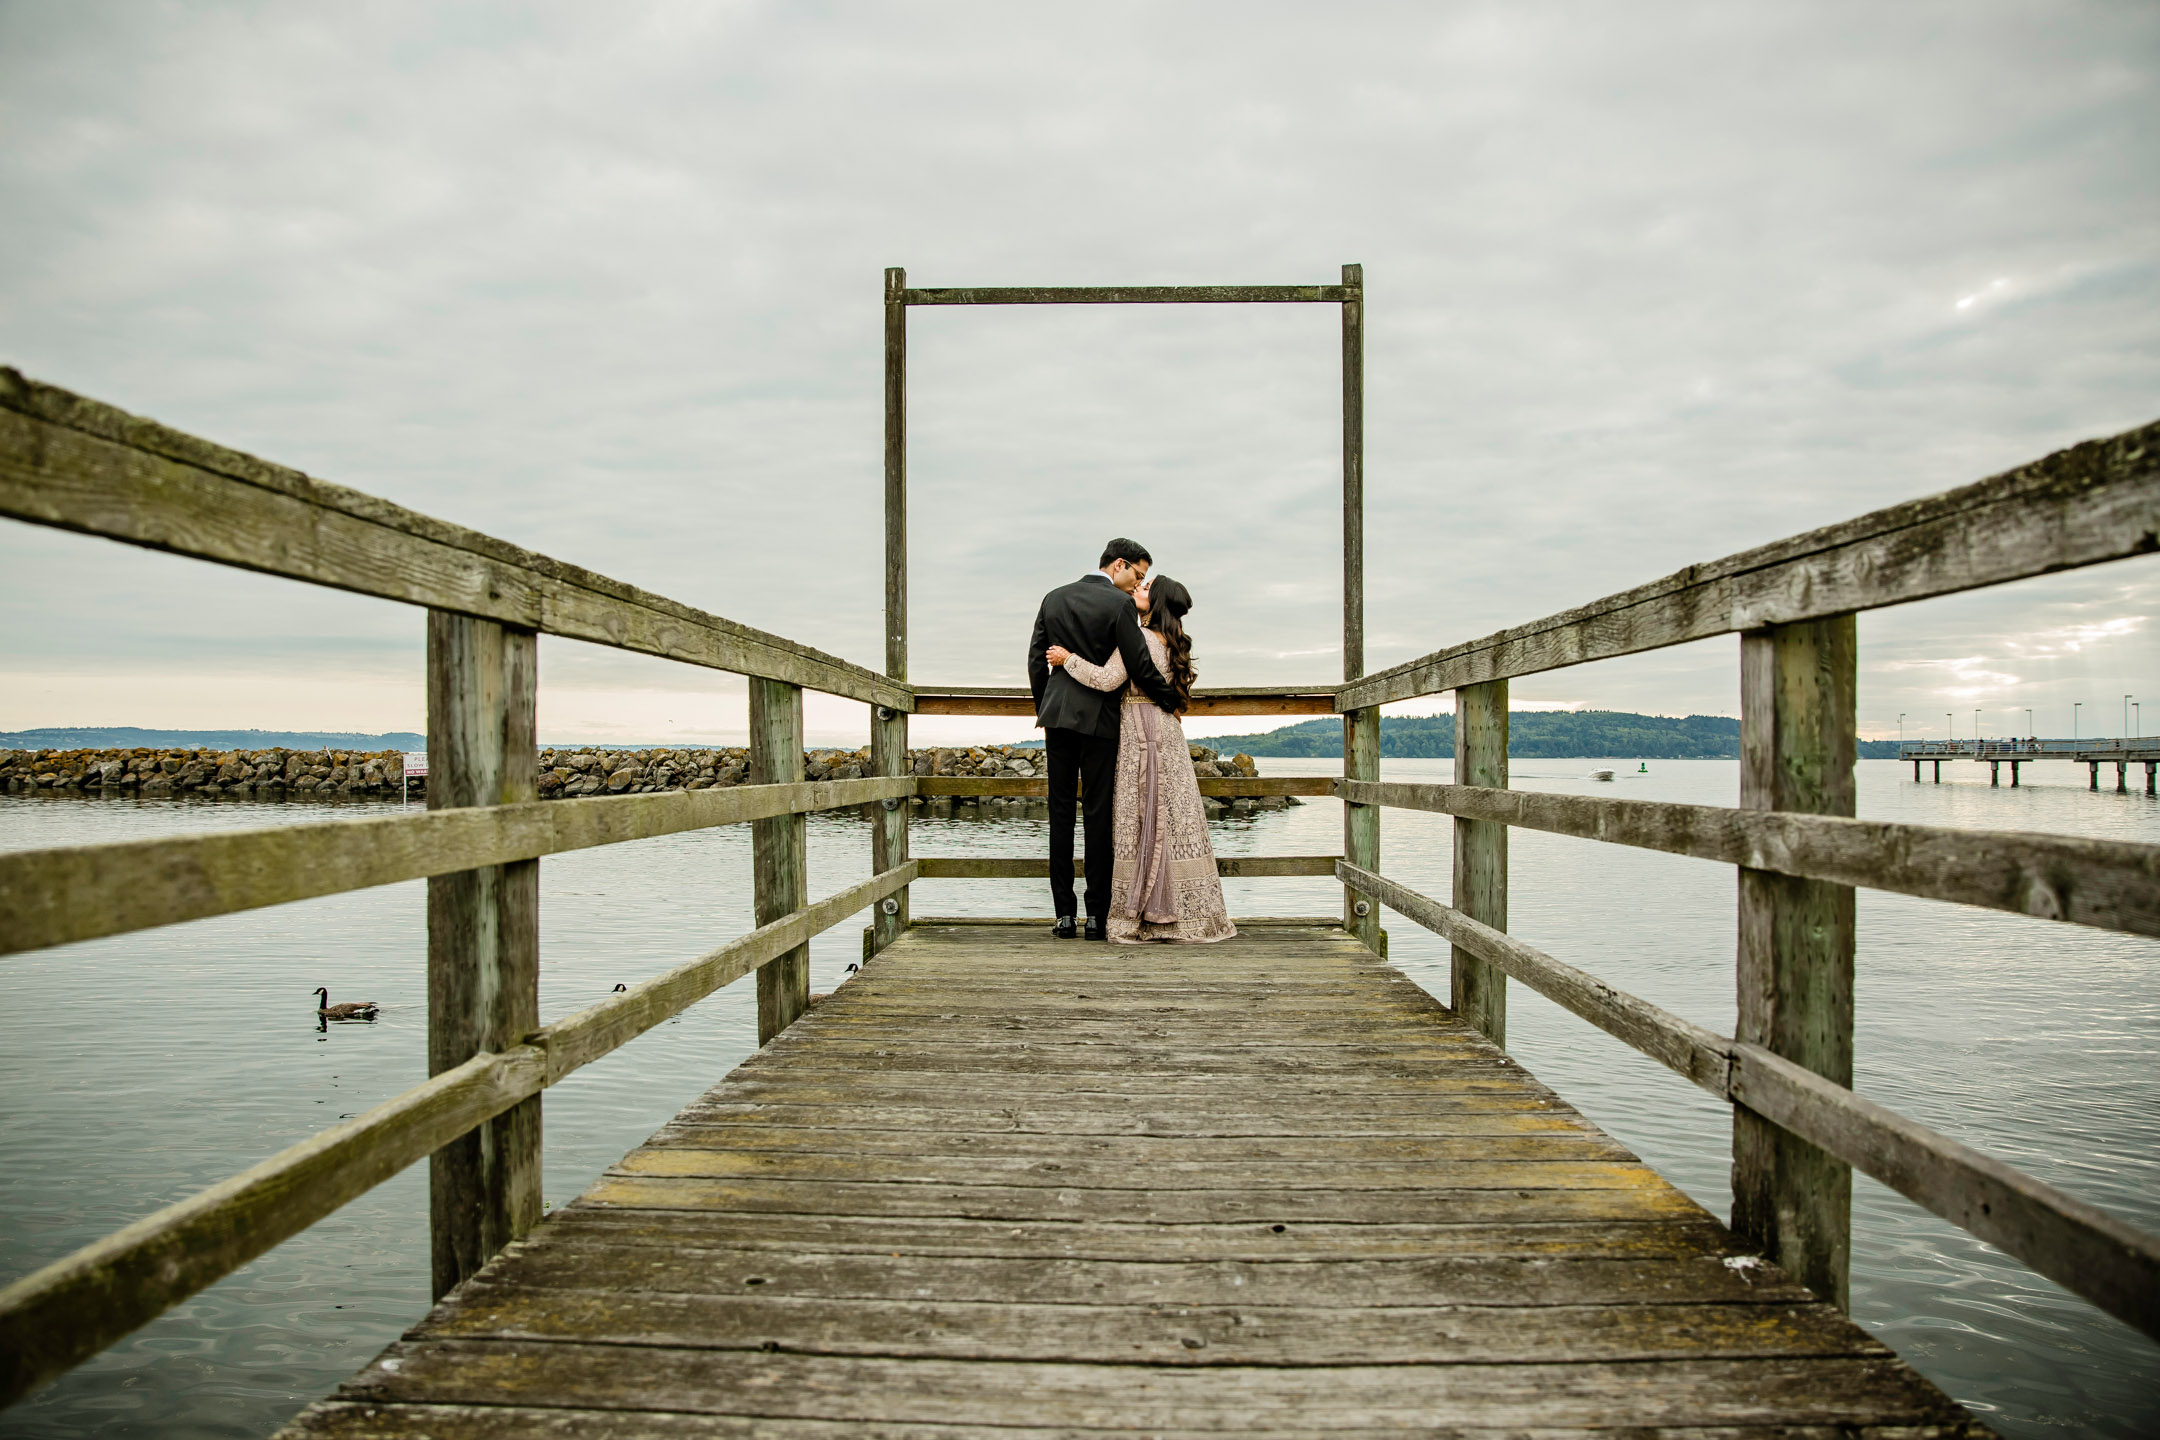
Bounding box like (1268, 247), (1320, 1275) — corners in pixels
(1341, 262), (1364, 684)
(915, 856), (1339, 879)
(1335, 780), (2160, 938)
(424, 611), (542, 1301)
(911, 690), (1337, 717)
(1338, 417), (2160, 709)
(1339, 859), (2160, 1342)
(0, 865), (913, 1407)
(0, 368), (908, 709)
(914, 775), (1331, 799)
(0, 1044), (548, 1409)
(750, 679), (809, 1045)
(885, 266), (908, 682)
(1343, 708), (1381, 953)
(1338, 862), (1730, 1091)
(1453, 681), (1509, 1045)
(870, 706), (909, 957)
(909, 914), (1343, 927)
(903, 285), (1347, 305)
(1734, 617), (1856, 1311)
(1728, 1041), (2160, 1342)
(537, 863), (917, 1083)
(0, 776), (916, 959)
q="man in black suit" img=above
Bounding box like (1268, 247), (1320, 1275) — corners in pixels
(1027, 538), (1181, 940)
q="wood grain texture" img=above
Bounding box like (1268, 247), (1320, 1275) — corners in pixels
(0, 776), (914, 959)
(869, 705), (909, 955)
(272, 923), (1977, 1436)
(903, 285), (1347, 305)
(1341, 262), (1365, 685)
(1729, 1043), (2160, 1340)
(916, 775), (1330, 798)
(0, 867), (909, 1407)
(0, 369), (908, 708)
(884, 266), (907, 681)
(1733, 618), (1857, 1312)
(1343, 863), (2160, 1343)
(0, 1046), (546, 1408)
(1338, 862), (1732, 1094)
(751, 679), (809, 1045)
(1339, 416), (2160, 708)
(1335, 779), (2160, 937)
(1342, 704), (1380, 951)
(426, 611), (542, 1301)
(912, 690), (1337, 716)
(914, 855), (1337, 879)
(285, 1400), (1991, 1440)
(1453, 680), (1509, 1044)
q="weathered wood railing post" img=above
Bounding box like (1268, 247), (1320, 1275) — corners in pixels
(1343, 707), (1381, 951)
(871, 706), (909, 954)
(1452, 680), (1509, 1042)
(751, 677), (809, 1043)
(870, 263), (910, 958)
(1734, 615), (1857, 1309)
(886, 266), (907, 688)
(1339, 262), (1383, 953)
(425, 610), (541, 1301)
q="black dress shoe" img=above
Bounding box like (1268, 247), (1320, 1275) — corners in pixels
(1052, 915), (1078, 939)
(1084, 917), (1107, 942)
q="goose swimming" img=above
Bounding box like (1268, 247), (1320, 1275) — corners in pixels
(314, 987), (379, 1021)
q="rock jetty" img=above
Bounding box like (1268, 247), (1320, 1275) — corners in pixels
(0, 743), (1291, 819)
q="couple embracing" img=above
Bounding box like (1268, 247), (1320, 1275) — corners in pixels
(1026, 538), (1235, 945)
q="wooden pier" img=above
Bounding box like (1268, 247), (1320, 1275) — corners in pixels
(3, 273), (2158, 1432)
(277, 922), (1978, 1437)
(1899, 737), (2160, 792)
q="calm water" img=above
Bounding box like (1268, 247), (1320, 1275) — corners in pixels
(1, 758), (2155, 1437)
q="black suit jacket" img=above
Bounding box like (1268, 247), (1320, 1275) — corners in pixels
(1028, 574), (1180, 737)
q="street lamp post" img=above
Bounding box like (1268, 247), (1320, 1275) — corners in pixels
(2127, 694), (2134, 739)
(1898, 713), (1906, 745)
(2074, 702), (2082, 741)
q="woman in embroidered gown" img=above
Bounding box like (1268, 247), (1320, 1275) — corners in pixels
(1044, 577), (1236, 944)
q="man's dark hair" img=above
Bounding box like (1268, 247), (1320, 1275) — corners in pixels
(1099, 537), (1152, 570)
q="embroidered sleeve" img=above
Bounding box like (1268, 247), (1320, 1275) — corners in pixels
(1063, 647), (1128, 692)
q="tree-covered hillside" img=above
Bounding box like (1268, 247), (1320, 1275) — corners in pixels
(1205, 710), (1901, 759)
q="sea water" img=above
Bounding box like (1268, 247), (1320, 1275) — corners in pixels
(0, 757), (2154, 1438)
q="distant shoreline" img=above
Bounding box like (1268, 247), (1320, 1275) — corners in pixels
(1201, 710), (1907, 760)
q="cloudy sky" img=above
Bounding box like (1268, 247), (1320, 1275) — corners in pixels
(2, 2), (2154, 747)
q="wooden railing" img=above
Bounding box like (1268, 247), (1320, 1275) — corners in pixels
(5, 271), (2155, 1409)
(0, 363), (1348, 1405)
(1329, 414), (2160, 1340)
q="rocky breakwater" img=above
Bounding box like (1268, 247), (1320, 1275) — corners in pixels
(543, 742), (1291, 820)
(0, 746), (409, 797)
(5, 742), (1293, 819)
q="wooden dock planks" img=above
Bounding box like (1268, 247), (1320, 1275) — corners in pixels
(278, 923), (1986, 1437)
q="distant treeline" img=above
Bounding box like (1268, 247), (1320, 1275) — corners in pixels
(1204, 711), (1903, 759)
(0, 727), (428, 752)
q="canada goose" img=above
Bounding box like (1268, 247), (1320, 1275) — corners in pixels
(314, 987), (379, 1021)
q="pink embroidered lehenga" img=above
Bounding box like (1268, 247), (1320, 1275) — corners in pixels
(1060, 631), (1237, 944)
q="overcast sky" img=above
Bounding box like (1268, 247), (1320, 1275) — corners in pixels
(2, 2), (2154, 747)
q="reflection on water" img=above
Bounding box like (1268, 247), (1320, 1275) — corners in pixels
(0, 759), (2155, 1437)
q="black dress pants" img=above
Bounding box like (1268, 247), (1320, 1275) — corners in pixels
(1044, 725), (1118, 921)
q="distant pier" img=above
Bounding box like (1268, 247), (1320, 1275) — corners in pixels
(1898, 737), (2160, 792)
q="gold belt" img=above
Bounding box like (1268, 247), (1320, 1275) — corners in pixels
(1123, 693), (1151, 704)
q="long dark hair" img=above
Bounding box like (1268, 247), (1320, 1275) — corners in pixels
(1142, 576), (1196, 712)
